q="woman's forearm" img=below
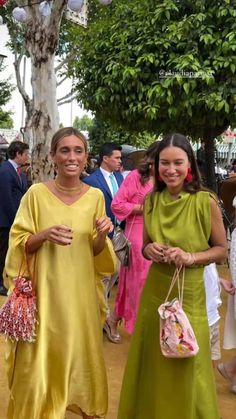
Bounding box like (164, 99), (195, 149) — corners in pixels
(26, 232), (47, 254)
(191, 246), (228, 265)
(93, 234), (107, 256)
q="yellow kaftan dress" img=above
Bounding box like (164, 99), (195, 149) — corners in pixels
(4, 183), (116, 419)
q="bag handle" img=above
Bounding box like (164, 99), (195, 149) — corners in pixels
(17, 242), (35, 281)
(125, 215), (136, 240)
(165, 266), (185, 305)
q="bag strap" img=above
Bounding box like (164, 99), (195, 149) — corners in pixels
(125, 215), (136, 240)
(165, 266), (185, 305)
(17, 243), (35, 281)
(179, 266), (185, 305)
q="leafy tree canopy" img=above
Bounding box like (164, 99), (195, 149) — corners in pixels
(73, 114), (94, 131)
(88, 117), (157, 154)
(72, 0), (236, 140)
(0, 77), (12, 107)
(0, 111), (14, 129)
(0, 70), (14, 127)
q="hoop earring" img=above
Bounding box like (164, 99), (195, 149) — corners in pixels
(185, 168), (193, 182)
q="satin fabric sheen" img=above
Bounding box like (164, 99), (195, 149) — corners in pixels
(117, 190), (220, 419)
(4, 184), (116, 419)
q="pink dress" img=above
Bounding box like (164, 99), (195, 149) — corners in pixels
(111, 170), (152, 334)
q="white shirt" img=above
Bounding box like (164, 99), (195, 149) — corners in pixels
(100, 167), (119, 196)
(204, 263), (222, 326)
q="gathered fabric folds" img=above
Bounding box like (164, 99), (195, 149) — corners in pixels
(117, 190), (220, 419)
(4, 184), (116, 419)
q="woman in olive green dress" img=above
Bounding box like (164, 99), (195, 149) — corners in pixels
(117, 133), (227, 419)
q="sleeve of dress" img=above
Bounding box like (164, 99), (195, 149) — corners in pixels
(111, 170), (140, 221)
(93, 190), (117, 277)
(233, 196), (236, 208)
(4, 187), (38, 290)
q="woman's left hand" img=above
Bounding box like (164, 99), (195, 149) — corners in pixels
(96, 217), (113, 236)
(165, 247), (192, 267)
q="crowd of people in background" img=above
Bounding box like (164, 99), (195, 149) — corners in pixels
(0, 129), (235, 418)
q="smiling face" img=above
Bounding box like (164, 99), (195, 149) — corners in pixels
(158, 146), (190, 194)
(52, 135), (87, 179)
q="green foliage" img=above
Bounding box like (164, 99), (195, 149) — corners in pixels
(0, 112), (14, 129)
(72, 0), (236, 139)
(0, 77), (12, 107)
(0, 69), (14, 127)
(73, 114), (94, 131)
(0, 1), (28, 56)
(88, 116), (157, 153)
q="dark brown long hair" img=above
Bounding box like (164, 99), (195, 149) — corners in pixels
(138, 141), (160, 185)
(154, 133), (202, 193)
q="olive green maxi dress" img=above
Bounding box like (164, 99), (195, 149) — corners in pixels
(117, 190), (220, 419)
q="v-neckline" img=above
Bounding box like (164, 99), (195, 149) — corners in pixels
(42, 183), (90, 207)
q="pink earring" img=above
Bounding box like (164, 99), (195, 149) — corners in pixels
(185, 168), (193, 182)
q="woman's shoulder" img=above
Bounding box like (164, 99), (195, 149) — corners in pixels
(85, 185), (104, 199)
(118, 169), (140, 190)
(26, 182), (46, 195)
(193, 191), (219, 216)
(194, 190), (217, 201)
(144, 190), (158, 211)
(124, 169), (139, 181)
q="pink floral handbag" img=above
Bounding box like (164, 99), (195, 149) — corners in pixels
(0, 250), (37, 342)
(158, 266), (199, 358)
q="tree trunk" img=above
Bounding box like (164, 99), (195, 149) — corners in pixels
(15, 0), (66, 182)
(202, 133), (216, 192)
(202, 122), (230, 192)
(30, 55), (59, 181)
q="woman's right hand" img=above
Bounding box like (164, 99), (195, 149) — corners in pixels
(42, 225), (73, 246)
(143, 242), (168, 262)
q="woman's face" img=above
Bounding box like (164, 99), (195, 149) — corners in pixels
(158, 146), (190, 192)
(52, 135), (87, 178)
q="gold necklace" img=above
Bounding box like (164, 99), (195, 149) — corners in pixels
(54, 180), (84, 195)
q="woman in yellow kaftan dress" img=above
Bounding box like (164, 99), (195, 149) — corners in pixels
(4, 127), (116, 419)
(117, 133), (228, 419)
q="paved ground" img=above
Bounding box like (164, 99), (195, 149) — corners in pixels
(0, 265), (235, 419)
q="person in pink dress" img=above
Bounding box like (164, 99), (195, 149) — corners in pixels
(105, 143), (158, 339)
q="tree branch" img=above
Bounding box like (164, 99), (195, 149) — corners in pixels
(13, 52), (31, 106)
(55, 50), (76, 73)
(57, 90), (75, 103)
(57, 94), (78, 106)
(56, 75), (68, 87)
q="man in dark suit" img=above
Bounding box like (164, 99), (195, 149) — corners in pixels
(83, 142), (123, 233)
(83, 143), (123, 342)
(0, 141), (29, 295)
